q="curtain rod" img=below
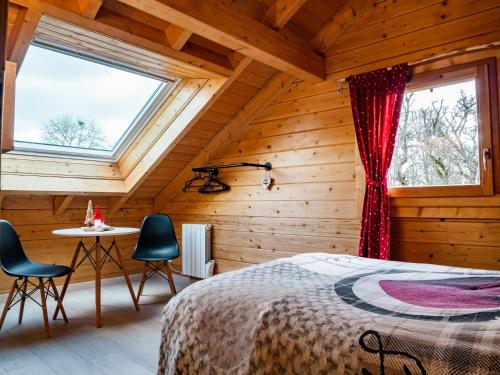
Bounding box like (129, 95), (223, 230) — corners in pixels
(336, 43), (500, 83)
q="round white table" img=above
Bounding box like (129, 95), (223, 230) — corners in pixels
(52, 227), (140, 328)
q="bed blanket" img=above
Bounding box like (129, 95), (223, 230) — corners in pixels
(158, 253), (500, 374)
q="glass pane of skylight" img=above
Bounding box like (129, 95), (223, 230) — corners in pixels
(14, 44), (164, 152)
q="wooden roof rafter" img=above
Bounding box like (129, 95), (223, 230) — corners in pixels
(153, 71), (295, 211)
(164, 24), (192, 51)
(77, 0), (103, 20)
(115, 0), (325, 82)
(6, 4), (41, 70)
(311, 0), (377, 53)
(8, 0), (235, 78)
(261, 0), (308, 30)
(53, 195), (74, 216)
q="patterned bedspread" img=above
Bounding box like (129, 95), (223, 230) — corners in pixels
(158, 253), (500, 374)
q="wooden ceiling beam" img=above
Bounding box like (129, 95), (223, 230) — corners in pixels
(261, 0), (307, 30)
(1, 1), (8, 72)
(108, 195), (128, 217)
(9, 0), (234, 78)
(116, 0), (325, 82)
(53, 195), (74, 217)
(78, 0), (103, 19)
(165, 24), (192, 51)
(7, 5), (41, 69)
(311, 0), (376, 53)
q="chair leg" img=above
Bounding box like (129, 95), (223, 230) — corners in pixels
(53, 241), (82, 320)
(18, 277), (28, 324)
(137, 262), (148, 303)
(165, 261), (177, 296)
(49, 278), (68, 323)
(0, 279), (18, 332)
(39, 278), (50, 338)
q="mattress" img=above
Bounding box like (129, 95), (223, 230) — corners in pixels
(158, 253), (500, 374)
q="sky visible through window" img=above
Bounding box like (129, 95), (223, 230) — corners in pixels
(14, 45), (163, 151)
(389, 79), (478, 187)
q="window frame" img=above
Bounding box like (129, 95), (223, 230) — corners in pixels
(10, 41), (179, 162)
(388, 58), (496, 198)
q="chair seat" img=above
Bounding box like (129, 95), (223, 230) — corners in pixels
(132, 248), (179, 262)
(4, 261), (72, 278)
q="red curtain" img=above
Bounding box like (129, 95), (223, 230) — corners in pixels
(347, 64), (408, 259)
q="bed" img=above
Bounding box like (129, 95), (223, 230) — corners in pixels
(158, 253), (500, 374)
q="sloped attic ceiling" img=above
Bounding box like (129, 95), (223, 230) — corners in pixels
(1, 0), (380, 214)
(1, 5), (235, 197)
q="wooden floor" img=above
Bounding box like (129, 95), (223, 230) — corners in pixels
(0, 274), (193, 375)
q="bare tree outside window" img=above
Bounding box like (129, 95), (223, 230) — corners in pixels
(40, 115), (110, 150)
(389, 80), (479, 187)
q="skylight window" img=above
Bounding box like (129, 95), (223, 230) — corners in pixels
(13, 43), (176, 159)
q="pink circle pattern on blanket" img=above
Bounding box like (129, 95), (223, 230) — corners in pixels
(334, 269), (500, 322)
(379, 277), (500, 309)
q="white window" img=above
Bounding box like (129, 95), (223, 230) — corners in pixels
(388, 61), (494, 197)
(13, 43), (177, 160)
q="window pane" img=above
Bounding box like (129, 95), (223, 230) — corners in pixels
(14, 45), (163, 152)
(389, 79), (479, 187)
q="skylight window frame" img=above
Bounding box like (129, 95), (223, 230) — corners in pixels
(12, 41), (179, 162)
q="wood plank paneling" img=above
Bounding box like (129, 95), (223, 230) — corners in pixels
(0, 196), (152, 293)
(162, 78), (360, 272)
(158, 0), (500, 273)
(326, 1), (500, 79)
(2, 0), (500, 295)
(387, 47), (500, 271)
(135, 60), (278, 199)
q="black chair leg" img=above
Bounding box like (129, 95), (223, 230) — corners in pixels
(18, 277), (28, 324)
(0, 279), (17, 332)
(39, 277), (50, 338)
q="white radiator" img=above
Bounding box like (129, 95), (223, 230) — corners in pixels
(182, 224), (214, 278)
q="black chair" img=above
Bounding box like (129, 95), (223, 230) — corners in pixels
(133, 215), (180, 302)
(0, 220), (71, 338)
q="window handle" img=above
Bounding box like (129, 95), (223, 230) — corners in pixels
(483, 148), (492, 171)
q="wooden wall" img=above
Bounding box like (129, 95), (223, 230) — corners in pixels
(324, 0), (500, 271)
(134, 60), (277, 200)
(161, 0), (500, 272)
(2, 0), (500, 295)
(326, 0), (500, 79)
(164, 79), (362, 273)
(389, 47), (500, 271)
(0, 196), (151, 293)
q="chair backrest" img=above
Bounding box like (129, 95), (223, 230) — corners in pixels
(133, 215), (180, 259)
(0, 220), (30, 274)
